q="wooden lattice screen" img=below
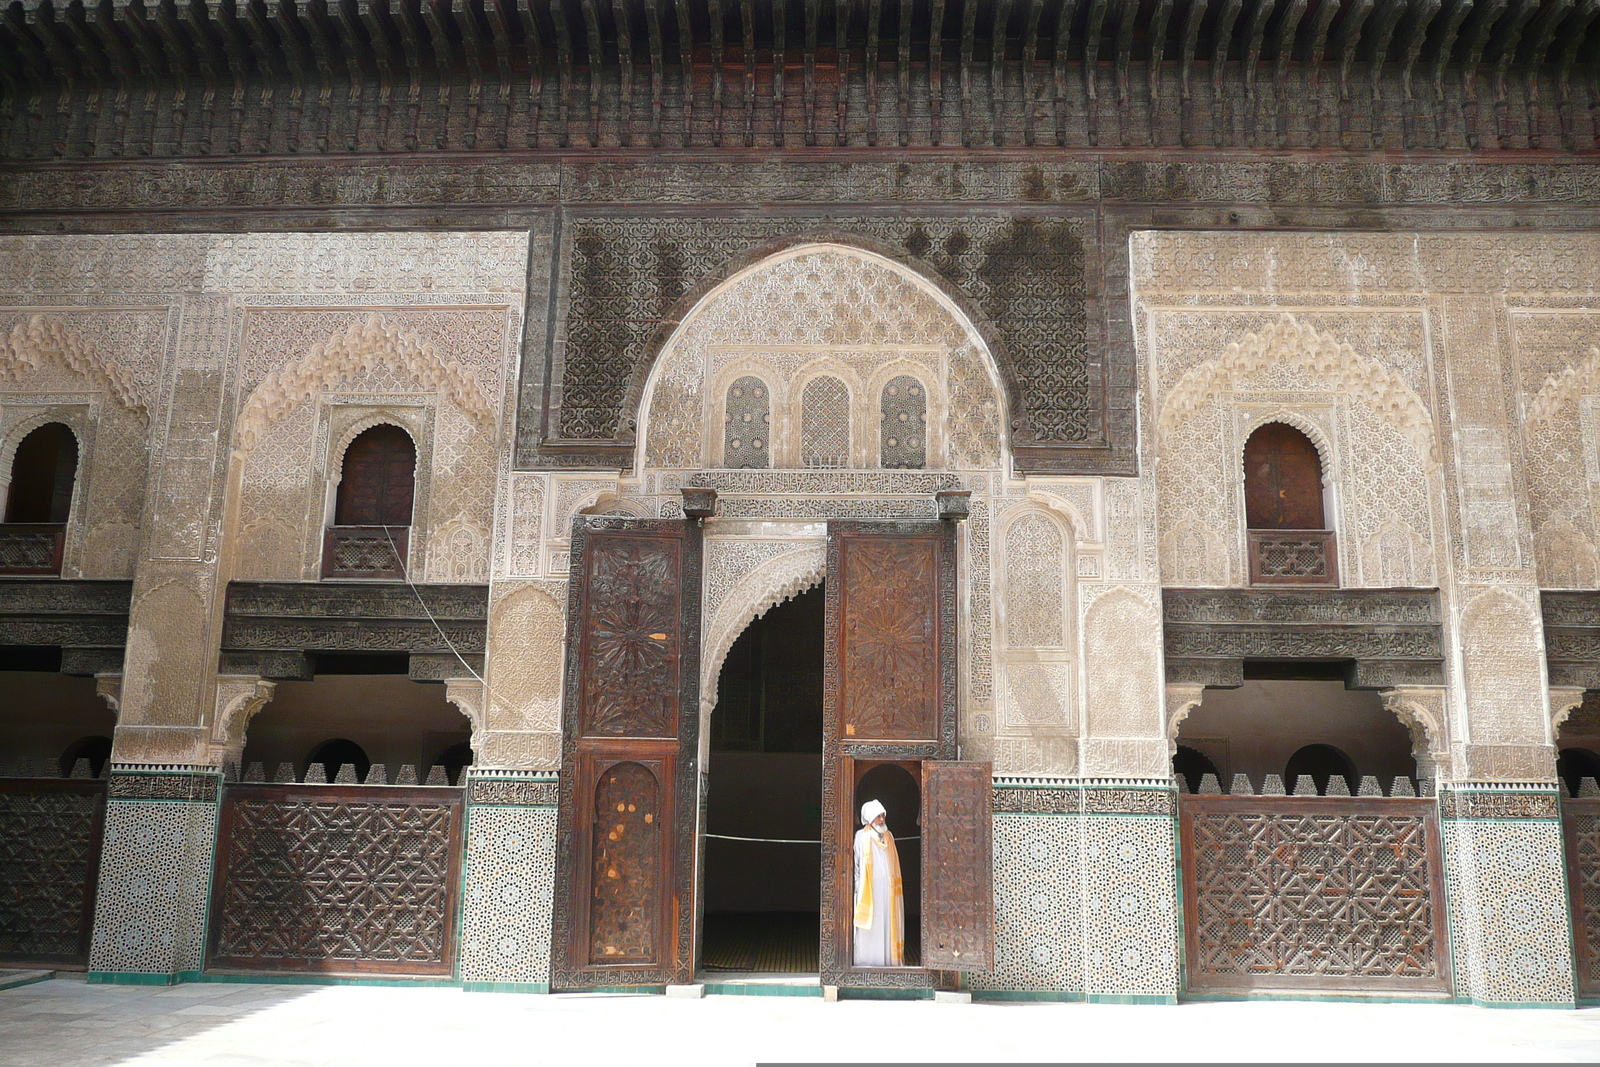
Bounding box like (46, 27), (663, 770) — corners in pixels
(209, 783), (463, 975)
(1564, 797), (1600, 998)
(1179, 794), (1449, 994)
(0, 777), (105, 964)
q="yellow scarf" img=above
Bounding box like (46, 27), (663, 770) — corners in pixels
(853, 826), (905, 966)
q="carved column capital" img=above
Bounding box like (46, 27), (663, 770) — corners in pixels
(208, 675), (277, 767)
(1164, 683), (1206, 757)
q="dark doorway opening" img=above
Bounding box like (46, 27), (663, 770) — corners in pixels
(850, 761), (922, 967)
(702, 585), (824, 975)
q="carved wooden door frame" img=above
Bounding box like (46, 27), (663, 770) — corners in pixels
(820, 519), (958, 990)
(552, 516), (702, 990)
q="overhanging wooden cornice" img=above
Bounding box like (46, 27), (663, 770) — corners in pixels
(5, 0), (1600, 157)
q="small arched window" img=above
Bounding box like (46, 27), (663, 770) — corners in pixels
(801, 377), (851, 468)
(1243, 423), (1337, 586)
(5, 423), (78, 524)
(879, 375), (926, 470)
(1243, 423), (1325, 529)
(723, 376), (770, 469)
(335, 425), (415, 526)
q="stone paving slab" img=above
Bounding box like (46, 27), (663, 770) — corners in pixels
(0, 979), (1598, 1066)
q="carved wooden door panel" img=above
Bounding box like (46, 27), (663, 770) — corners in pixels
(553, 517), (701, 989)
(821, 520), (957, 989)
(921, 760), (994, 971)
(1243, 422), (1325, 530)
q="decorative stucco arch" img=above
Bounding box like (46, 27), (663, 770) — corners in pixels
(233, 314), (494, 452)
(698, 542), (827, 728)
(618, 233), (1019, 454)
(0, 313), (148, 413)
(634, 241), (1011, 473)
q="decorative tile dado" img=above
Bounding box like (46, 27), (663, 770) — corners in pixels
(88, 798), (217, 977)
(458, 802), (557, 988)
(1442, 816), (1576, 1006)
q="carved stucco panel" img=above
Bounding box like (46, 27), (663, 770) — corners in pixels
(1458, 589), (1549, 747)
(1081, 586), (1165, 746)
(119, 578), (214, 733)
(639, 244), (1005, 473)
(484, 582), (566, 733)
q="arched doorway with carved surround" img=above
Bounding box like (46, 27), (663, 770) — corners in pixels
(550, 242), (1010, 992)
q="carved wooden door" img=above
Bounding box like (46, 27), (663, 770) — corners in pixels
(921, 760), (994, 971)
(1243, 422), (1325, 529)
(821, 520), (958, 989)
(553, 517), (701, 989)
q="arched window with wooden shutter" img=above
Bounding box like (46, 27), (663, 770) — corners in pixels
(325, 424), (416, 579)
(1243, 423), (1337, 586)
(1, 422), (78, 575)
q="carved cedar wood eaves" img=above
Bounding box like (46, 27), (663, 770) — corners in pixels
(552, 516), (701, 990)
(0, 579), (132, 670)
(821, 519), (958, 990)
(4, 1), (1600, 158)
(1162, 588), (1444, 689)
(219, 581), (487, 674)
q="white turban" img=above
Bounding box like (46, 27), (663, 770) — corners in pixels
(860, 799), (886, 826)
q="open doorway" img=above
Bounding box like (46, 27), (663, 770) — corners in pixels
(702, 585), (824, 975)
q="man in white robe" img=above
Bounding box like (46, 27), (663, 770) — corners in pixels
(852, 798), (905, 967)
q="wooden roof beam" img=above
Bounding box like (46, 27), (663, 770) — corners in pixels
(642, 0), (664, 145)
(1051, 0), (1078, 146)
(772, 0), (785, 146)
(1209, 0), (1243, 145)
(739, 0), (754, 146)
(611, 0), (635, 145)
(1362, 0), (1406, 147)
(802, 0), (818, 144)
(1554, 0), (1600, 147)
(896, 0), (910, 144)
(1021, 0), (1044, 145)
(1457, 0), (1507, 148)
(865, 0), (879, 145)
(991, 0), (1012, 147)
(578, 0), (603, 146)
(1177, 0), (1207, 145)
(959, 0), (975, 145)
(1396, 0), (1444, 148)
(1267, 0), (1307, 147)
(1146, 0), (1174, 145)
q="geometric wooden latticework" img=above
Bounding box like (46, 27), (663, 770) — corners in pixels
(209, 784), (463, 975)
(1180, 795), (1449, 993)
(0, 779), (105, 964)
(554, 516), (701, 990)
(1563, 800), (1600, 998)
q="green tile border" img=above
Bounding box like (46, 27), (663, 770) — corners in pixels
(836, 986), (934, 1001)
(1181, 990), (1455, 1005)
(462, 981), (550, 994)
(971, 989), (1081, 1003)
(195, 972), (461, 988)
(703, 982), (823, 998)
(1087, 992), (1179, 1005)
(87, 970), (202, 986)
(0, 970), (56, 992)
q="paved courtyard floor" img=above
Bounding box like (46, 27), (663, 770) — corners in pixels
(2, 976), (1599, 1066)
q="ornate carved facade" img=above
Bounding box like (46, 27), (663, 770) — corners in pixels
(0, 0), (1597, 1009)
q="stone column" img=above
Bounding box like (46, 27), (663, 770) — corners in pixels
(91, 292), (240, 983)
(1434, 293), (1574, 1007)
